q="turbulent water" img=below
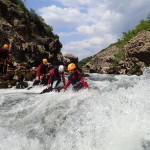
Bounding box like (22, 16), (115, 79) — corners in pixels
(1, 69), (150, 150)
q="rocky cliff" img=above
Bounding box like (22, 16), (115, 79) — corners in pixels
(0, 0), (80, 88)
(0, 0), (65, 88)
(0, 0), (63, 66)
(84, 30), (150, 75)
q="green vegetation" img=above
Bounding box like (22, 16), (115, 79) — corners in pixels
(113, 17), (150, 67)
(10, 0), (29, 14)
(112, 49), (125, 66)
(132, 64), (141, 74)
(10, 0), (56, 38)
(116, 19), (150, 48)
(79, 56), (93, 68)
(79, 14), (150, 72)
(29, 8), (55, 37)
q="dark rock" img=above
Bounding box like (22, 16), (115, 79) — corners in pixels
(16, 81), (28, 89)
(0, 0), (64, 88)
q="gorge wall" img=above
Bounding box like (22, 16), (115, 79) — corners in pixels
(0, 0), (64, 88)
(85, 30), (150, 75)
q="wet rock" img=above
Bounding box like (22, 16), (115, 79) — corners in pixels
(63, 53), (78, 65)
(16, 81), (28, 89)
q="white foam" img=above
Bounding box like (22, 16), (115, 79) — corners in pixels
(0, 71), (150, 149)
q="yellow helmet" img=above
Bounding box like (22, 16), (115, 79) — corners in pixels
(68, 63), (76, 71)
(3, 44), (9, 49)
(43, 58), (48, 63)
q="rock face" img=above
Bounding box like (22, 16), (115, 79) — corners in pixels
(0, 0), (64, 88)
(125, 30), (150, 65)
(63, 53), (78, 66)
(85, 30), (150, 75)
(0, 0), (62, 66)
(86, 45), (119, 73)
(63, 53), (82, 72)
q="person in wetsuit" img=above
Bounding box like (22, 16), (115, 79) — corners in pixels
(0, 44), (10, 75)
(60, 63), (88, 92)
(34, 58), (49, 86)
(47, 65), (66, 89)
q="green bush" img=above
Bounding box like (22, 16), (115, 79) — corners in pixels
(44, 24), (55, 37)
(10, 0), (29, 14)
(116, 19), (150, 48)
(132, 65), (141, 74)
(29, 8), (55, 37)
(10, 1), (57, 38)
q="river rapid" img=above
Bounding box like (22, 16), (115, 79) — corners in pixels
(0, 68), (150, 150)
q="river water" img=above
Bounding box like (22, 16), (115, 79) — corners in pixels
(0, 69), (150, 150)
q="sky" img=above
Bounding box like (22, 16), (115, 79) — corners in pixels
(26, 0), (150, 60)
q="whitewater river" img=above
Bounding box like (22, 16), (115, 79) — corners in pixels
(0, 68), (150, 150)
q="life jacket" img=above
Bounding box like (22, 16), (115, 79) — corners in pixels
(40, 64), (48, 74)
(68, 70), (84, 91)
(68, 70), (83, 85)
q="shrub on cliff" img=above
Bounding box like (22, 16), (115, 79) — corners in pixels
(116, 19), (150, 48)
(10, 0), (29, 14)
(10, 0), (56, 38)
(112, 49), (125, 66)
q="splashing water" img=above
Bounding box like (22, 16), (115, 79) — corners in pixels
(0, 69), (150, 150)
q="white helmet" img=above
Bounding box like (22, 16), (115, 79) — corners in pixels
(59, 65), (64, 72)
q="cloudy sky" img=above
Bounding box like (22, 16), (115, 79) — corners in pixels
(26, 0), (150, 60)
